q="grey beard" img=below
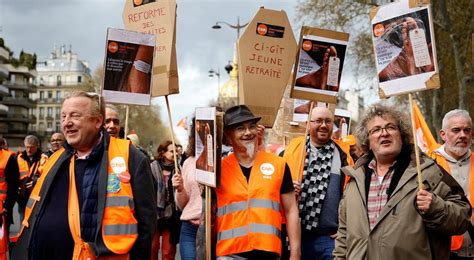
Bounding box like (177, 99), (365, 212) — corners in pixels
(245, 142), (255, 158)
(448, 145), (470, 158)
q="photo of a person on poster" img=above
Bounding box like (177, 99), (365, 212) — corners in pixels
(373, 8), (435, 83)
(195, 119), (214, 173)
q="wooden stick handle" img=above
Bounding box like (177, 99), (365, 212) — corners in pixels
(164, 95), (180, 175)
(296, 101), (314, 183)
(409, 94), (423, 190)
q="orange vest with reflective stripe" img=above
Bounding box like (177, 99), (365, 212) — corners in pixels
(17, 153), (40, 181)
(20, 137), (137, 258)
(216, 151), (284, 257)
(0, 150), (14, 201)
(434, 152), (474, 252)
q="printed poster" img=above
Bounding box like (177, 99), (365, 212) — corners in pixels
(102, 28), (155, 105)
(370, 2), (439, 97)
(195, 107), (217, 187)
(333, 108), (351, 139)
(291, 27), (349, 104)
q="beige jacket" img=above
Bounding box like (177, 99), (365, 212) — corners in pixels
(334, 151), (471, 260)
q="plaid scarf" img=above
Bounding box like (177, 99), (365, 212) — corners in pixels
(299, 136), (335, 231)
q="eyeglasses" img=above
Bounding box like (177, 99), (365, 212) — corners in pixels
(233, 123), (258, 134)
(105, 118), (120, 125)
(368, 123), (399, 136)
(310, 118), (333, 126)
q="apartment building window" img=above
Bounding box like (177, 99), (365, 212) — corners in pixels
(55, 107), (61, 119)
(39, 91), (44, 100)
(47, 122), (52, 129)
(57, 75), (62, 86)
(48, 91), (53, 99)
(47, 107), (53, 117)
(55, 122), (61, 132)
(39, 107), (45, 119)
(56, 91), (61, 101)
(78, 76), (82, 83)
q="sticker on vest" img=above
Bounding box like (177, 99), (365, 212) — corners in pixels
(110, 157), (127, 174)
(117, 171), (131, 183)
(40, 156), (47, 166)
(107, 173), (121, 193)
(260, 163), (275, 179)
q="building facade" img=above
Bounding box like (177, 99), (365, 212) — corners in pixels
(0, 41), (38, 150)
(33, 45), (92, 149)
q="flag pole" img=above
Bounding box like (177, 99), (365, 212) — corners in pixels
(164, 95), (180, 175)
(205, 186), (211, 260)
(409, 94), (423, 190)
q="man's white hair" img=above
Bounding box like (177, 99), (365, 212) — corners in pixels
(441, 109), (472, 130)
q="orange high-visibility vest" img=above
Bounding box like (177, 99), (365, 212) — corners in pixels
(17, 153), (40, 181)
(434, 152), (474, 252)
(216, 151), (285, 257)
(281, 137), (354, 223)
(20, 137), (137, 259)
(0, 150), (14, 260)
(0, 150), (14, 201)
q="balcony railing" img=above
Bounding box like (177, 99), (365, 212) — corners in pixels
(1, 97), (37, 108)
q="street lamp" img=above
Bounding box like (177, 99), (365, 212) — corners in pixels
(208, 68), (220, 99)
(211, 16), (249, 40)
(212, 16), (249, 106)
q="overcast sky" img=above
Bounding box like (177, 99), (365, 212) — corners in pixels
(0, 0), (298, 144)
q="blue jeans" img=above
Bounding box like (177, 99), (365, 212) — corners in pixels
(179, 220), (199, 260)
(301, 233), (335, 260)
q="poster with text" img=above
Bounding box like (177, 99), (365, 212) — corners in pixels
(370, 2), (439, 97)
(238, 7), (297, 128)
(195, 107), (217, 187)
(291, 27), (349, 104)
(102, 28), (155, 105)
(123, 0), (179, 97)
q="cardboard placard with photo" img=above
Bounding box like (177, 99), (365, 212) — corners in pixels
(102, 28), (155, 105)
(333, 108), (352, 139)
(290, 27), (349, 104)
(370, 2), (439, 97)
(238, 7), (297, 128)
(123, 0), (179, 97)
(195, 107), (222, 188)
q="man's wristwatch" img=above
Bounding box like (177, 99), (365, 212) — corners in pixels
(133, 60), (152, 74)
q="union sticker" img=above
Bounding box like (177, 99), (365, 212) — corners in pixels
(260, 163), (275, 176)
(110, 157), (126, 174)
(107, 173), (121, 193)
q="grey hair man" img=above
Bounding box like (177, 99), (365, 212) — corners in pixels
(105, 104), (121, 138)
(432, 109), (473, 258)
(334, 103), (471, 260)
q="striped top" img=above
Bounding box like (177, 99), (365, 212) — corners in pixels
(367, 159), (396, 230)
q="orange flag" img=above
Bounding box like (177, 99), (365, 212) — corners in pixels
(412, 101), (440, 156)
(176, 116), (188, 130)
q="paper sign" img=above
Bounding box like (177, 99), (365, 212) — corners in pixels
(123, 0), (179, 97)
(238, 7), (297, 128)
(333, 108), (352, 139)
(102, 28), (155, 106)
(290, 27), (349, 104)
(370, 2), (439, 97)
(195, 107), (221, 187)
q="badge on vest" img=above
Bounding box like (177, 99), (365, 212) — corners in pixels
(260, 163), (275, 179)
(107, 174), (121, 193)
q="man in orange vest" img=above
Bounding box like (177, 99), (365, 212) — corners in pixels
(0, 137), (19, 260)
(16, 135), (42, 221)
(12, 91), (156, 259)
(283, 106), (353, 259)
(43, 132), (65, 158)
(432, 109), (473, 259)
(216, 105), (301, 259)
(105, 104), (121, 138)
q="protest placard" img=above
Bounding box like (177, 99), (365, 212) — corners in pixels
(102, 28), (155, 105)
(123, 0), (179, 97)
(238, 7), (297, 127)
(291, 27), (349, 104)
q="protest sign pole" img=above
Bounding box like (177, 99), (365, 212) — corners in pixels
(164, 95), (180, 174)
(205, 186), (211, 260)
(124, 105), (130, 137)
(409, 93), (423, 190)
(296, 101), (314, 183)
